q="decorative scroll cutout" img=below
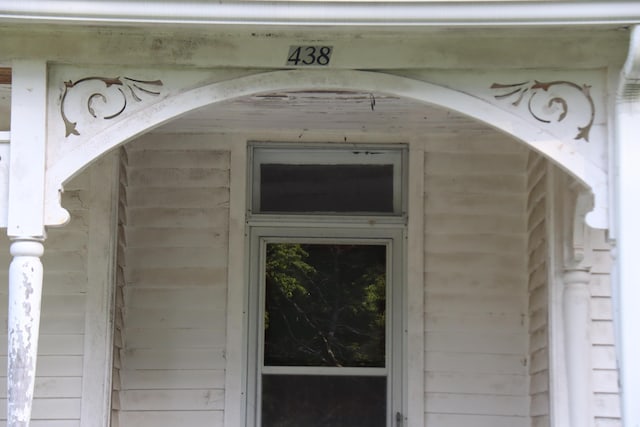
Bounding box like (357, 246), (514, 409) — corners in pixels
(491, 80), (595, 142)
(60, 76), (163, 137)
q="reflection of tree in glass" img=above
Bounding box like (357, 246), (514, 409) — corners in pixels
(264, 243), (386, 367)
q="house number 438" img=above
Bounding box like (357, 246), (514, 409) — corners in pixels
(286, 46), (333, 66)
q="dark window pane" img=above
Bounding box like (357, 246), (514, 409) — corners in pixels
(260, 164), (394, 213)
(264, 243), (386, 367)
(262, 375), (386, 427)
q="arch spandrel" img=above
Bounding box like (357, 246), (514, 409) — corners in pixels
(44, 67), (609, 228)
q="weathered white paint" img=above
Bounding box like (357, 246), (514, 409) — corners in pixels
(614, 24), (640, 427)
(0, 132), (9, 227)
(43, 68), (608, 232)
(590, 231), (622, 426)
(223, 134), (247, 427)
(0, 26), (628, 73)
(0, 163), (124, 426)
(7, 240), (44, 427)
(422, 131), (530, 426)
(547, 166), (622, 427)
(110, 148), (127, 427)
(563, 269), (592, 427)
(6, 60), (48, 427)
(546, 165), (571, 427)
(526, 152), (550, 427)
(406, 139), (425, 427)
(80, 153), (118, 427)
(7, 61), (46, 238)
(115, 136), (230, 427)
(560, 179), (599, 427)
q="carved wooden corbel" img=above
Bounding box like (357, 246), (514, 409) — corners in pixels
(563, 181), (594, 271)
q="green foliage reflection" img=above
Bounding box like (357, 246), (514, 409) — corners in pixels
(264, 243), (386, 367)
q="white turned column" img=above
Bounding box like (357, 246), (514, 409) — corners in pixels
(7, 239), (44, 427)
(563, 268), (592, 427)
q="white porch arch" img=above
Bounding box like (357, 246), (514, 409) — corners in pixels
(44, 68), (608, 229)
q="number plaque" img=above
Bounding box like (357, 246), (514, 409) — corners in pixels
(286, 46), (333, 66)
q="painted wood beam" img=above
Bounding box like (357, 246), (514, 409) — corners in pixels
(7, 61), (46, 238)
(0, 1), (639, 27)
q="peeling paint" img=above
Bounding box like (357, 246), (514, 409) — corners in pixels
(7, 240), (45, 427)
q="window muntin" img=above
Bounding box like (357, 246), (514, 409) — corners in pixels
(250, 145), (405, 216)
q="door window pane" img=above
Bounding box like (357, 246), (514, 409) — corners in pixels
(264, 243), (387, 367)
(261, 375), (386, 427)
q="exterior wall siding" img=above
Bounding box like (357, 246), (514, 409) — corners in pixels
(590, 230), (622, 427)
(422, 133), (530, 427)
(113, 138), (230, 427)
(526, 153), (550, 427)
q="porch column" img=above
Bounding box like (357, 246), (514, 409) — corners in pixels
(558, 183), (593, 427)
(6, 60), (48, 427)
(562, 268), (592, 427)
(7, 239), (44, 426)
(615, 24), (640, 427)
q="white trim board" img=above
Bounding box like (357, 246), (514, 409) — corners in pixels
(0, 1), (639, 27)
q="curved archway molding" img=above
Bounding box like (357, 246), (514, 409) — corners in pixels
(43, 68), (609, 228)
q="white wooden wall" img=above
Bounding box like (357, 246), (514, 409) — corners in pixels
(112, 138), (230, 427)
(422, 133), (530, 427)
(590, 230), (622, 427)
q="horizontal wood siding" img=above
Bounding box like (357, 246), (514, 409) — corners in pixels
(423, 134), (530, 427)
(590, 230), (621, 426)
(115, 139), (230, 427)
(526, 153), (549, 427)
(0, 173), (91, 425)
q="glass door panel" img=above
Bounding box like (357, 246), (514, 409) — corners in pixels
(261, 242), (388, 426)
(262, 375), (386, 427)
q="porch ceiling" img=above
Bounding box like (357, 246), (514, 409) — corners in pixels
(152, 90), (488, 135)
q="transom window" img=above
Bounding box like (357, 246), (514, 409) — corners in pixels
(249, 145), (405, 216)
(246, 144), (406, 427)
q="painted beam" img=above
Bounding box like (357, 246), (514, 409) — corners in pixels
(7, 61), (46, 238)
(0, 1), (639, 27)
